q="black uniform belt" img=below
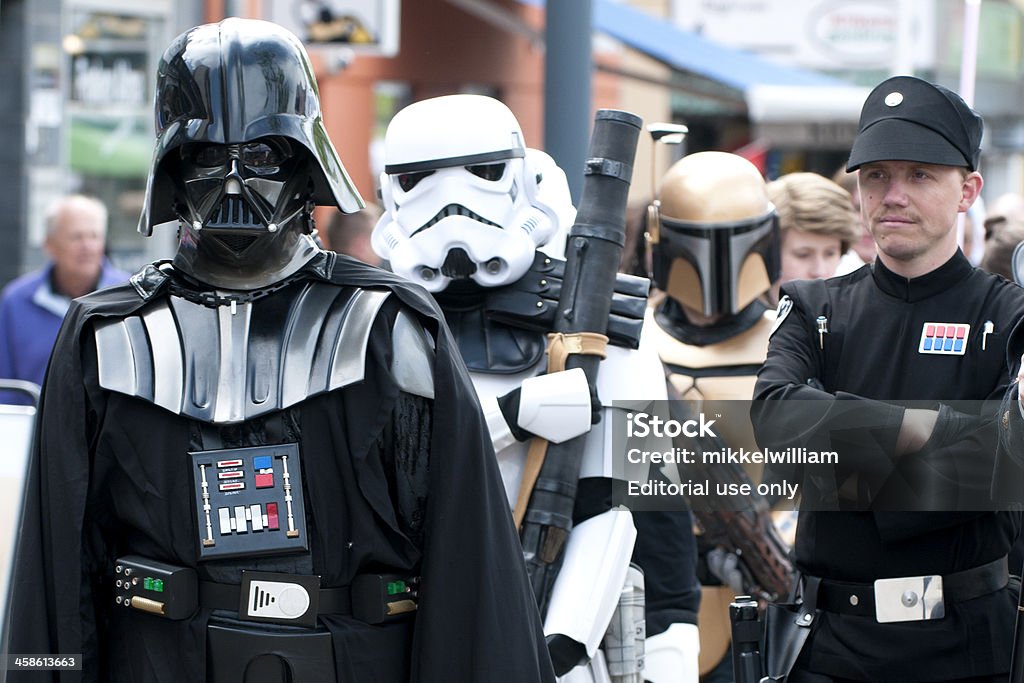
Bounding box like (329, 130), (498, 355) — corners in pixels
(812, 556), (1008, 618)
(200, 580), (352, 614)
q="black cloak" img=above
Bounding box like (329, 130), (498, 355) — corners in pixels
(3, 253), (555, 682)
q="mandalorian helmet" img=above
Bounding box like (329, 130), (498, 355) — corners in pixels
(372, 94), (575, 293)
(139, 18), (364, 290)
(650, 151), (779, 318)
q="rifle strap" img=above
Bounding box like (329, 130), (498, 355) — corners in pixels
(545, 332), (609, 372)
(512, 331), (610, 528)
(514, 437), (549, 528)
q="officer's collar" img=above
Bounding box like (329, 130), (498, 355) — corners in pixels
(871, 249), (973, 302)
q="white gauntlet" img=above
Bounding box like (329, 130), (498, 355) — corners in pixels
(497, 367), (595, 444)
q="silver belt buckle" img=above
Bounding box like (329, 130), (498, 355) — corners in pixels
(873, 575), (944, 623)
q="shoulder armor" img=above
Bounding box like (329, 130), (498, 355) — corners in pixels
(485, 252), (651, 349)
(94, 282), (390, 423)
(128, 261), (173, 300)
(443, 305), (545, 375)
(391, 309), (435, 399)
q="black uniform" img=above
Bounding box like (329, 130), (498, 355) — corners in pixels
(753, 251), (1024, 682)
(994, 320), (1024, 573)
(4, 255), (555, 683)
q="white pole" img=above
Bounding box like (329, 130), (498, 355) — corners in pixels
(958, 0), (982, 256)
(893, 0), (916, 76)
(959, 0), (982, 107)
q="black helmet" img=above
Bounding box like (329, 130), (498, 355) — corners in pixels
(140, 18), (364, 289)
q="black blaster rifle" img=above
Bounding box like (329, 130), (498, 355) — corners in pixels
(517, 109), (642, 619)
(666, 387), (794, 603)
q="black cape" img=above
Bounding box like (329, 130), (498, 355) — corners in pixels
(3, 253), (555, 682)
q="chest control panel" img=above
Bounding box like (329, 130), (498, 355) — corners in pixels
(189, 443), (309, 560)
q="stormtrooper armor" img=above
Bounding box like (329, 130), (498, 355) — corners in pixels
(375, 94), (699, 683)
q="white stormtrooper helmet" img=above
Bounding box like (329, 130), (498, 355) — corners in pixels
(373, 94), (574, 292)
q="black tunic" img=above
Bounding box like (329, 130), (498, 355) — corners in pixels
(753, 252), (1024, 682)
(3, 254), (555, 683)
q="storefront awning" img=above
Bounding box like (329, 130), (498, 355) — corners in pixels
(518, 0), (870, 124)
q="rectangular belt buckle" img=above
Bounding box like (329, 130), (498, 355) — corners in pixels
(873, 575), (944, 623)
(239, 570), (320, 628)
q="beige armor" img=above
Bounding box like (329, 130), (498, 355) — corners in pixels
(647, 151), (780, 677)
(648, 300), (775, 675)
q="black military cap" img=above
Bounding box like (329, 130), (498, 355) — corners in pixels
(847, 75), (983, 172)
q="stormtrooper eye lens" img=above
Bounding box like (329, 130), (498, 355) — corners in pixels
(397, 170), (434, 192)
(191, 145), (228, 167)
(466, 163), (505, 181)
(242, 138), (292, 168)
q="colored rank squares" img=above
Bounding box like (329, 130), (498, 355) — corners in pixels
(918, 322), (969, 356)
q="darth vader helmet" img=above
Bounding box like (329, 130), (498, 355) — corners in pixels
(140, 18), (364, 290)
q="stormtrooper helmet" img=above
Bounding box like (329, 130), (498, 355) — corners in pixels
(373, 94), (574, 292)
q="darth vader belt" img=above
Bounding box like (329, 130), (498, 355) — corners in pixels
(200, 571), (419, 627)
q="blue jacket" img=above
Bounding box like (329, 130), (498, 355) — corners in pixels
(0, 261), (129, 402)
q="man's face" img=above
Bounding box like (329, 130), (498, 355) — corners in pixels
(45, 207), (106, 283)
(858, 160), (980, 268)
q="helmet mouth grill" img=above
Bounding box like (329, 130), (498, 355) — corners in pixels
(440, 248), (478, 279)
(207, 196), (263, 230)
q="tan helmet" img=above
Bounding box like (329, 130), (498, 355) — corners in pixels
(650, 151), (779, 317)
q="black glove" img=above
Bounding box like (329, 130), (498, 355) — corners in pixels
(497, 386), (533, 442)
(588, 382), (602, 426)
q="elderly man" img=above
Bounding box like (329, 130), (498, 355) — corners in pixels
(0, 194), (127, 394)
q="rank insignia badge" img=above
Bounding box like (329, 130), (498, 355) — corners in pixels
(918, 322), (969, 355)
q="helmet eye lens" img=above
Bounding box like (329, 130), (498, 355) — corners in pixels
(191, 145), (228, 168)
(182, 139), (294, 172)
(397, 170), (435, 192)
(241, 138), (292, 170)
(466, 163), (505, 181)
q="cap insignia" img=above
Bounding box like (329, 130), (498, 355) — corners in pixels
(884, 92), (904, 107)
